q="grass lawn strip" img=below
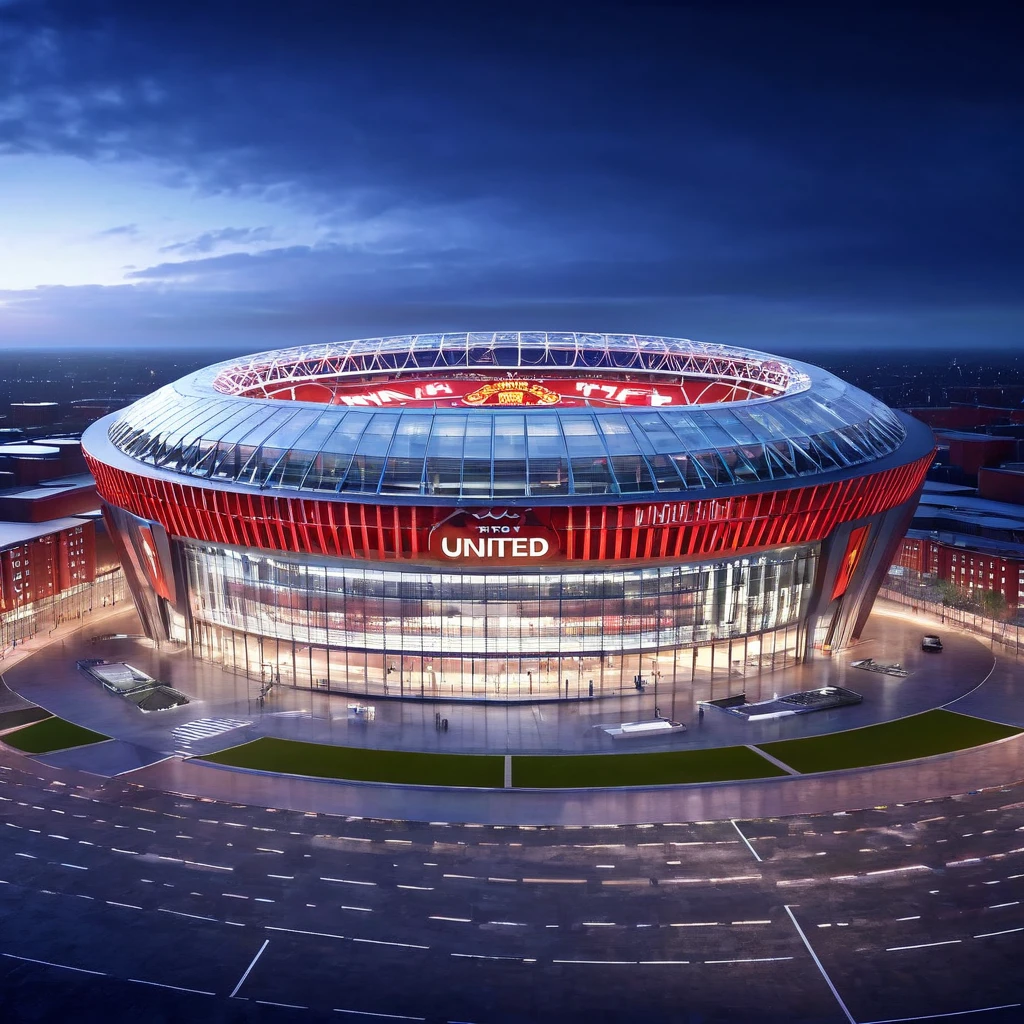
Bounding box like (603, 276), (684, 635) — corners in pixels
(202, 736), (504, 788)
(512, 745), (787, 789)
(3, 716), (110, 754)
(760, 709), (1022, 775)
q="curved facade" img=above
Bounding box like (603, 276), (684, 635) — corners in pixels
(83, 333), (934, 704)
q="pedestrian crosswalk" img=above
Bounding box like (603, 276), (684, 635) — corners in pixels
(171, 717), (251, 753)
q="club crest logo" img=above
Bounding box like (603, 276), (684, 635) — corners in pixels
(462, 379), (560, 406)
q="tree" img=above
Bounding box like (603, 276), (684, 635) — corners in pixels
(937, 579), (969, 608)
(979, 589), (1009, 620)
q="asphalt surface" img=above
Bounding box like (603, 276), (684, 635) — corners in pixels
(2, 748), (1023, 1023)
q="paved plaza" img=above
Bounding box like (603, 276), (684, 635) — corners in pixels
(1, 599), (1023, 825)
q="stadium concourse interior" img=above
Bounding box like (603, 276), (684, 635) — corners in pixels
(1, 601), (998, 766)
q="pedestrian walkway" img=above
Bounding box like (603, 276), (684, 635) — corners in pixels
(1, 605), (998, 762)
(2, 601), (1023, 824)
(170, 716), (252, 755)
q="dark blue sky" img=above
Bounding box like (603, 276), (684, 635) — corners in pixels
(0, 0), (1021, 354)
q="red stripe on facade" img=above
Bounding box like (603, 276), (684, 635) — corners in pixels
(83, 451), (933, 567)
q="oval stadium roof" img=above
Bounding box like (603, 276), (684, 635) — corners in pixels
(97, 333), (908, 500)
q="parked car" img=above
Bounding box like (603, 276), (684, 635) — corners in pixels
(922, 634), (943, 652)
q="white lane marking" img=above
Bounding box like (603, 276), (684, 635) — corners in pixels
(988, 902), (1019, 909)
(1, 952), (105, 976)
(860, 1002), (1022, 1023)
(351, 938), (429, 950)
(730, 819), (762, 862)
(128, 978), (216, 996)
(974, 927), (1024, 938)
(229, 938), (270, 999)
(266, 926), (346, 940)
(396, 885), (433, 891)
(158, 909), (217, 922)
(430, 916), (470, 923)
(59, 863), (87, 871)
(267, 875), (294, 880)
(451, 953), (522, 961)
(866, 865), (931, 876)
(552, 959), (635, 965)
(321, 877), (376, 887)
(941, 656), (998, 709)
(783, 905), (856, 1024)
(704, 957), (794, 964)
(333, 1009), (426, 1020)
(256, 1000), (308, 1009)
(885, 940), (962, 952)
(106, 901), (142, 910)
(521, 877), (587, 884)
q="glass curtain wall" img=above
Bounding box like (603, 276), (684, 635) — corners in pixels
(181, 542), (817, 703)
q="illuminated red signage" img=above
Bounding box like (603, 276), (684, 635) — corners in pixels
(830, 524), (871, 601)
(257, 375), (766, 409)
(427, 509), (560, 564)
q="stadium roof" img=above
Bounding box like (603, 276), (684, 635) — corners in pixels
(93, 334), (910, 500)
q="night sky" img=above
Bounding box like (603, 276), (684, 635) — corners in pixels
(0, 1), (1021, 353)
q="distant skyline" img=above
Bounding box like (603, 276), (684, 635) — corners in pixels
(1, 1), (1022, 353)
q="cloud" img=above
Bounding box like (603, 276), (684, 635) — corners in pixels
(0, 2), (1021, 348)
(158, 225), (275, 255)
(94, 222), (139, 238)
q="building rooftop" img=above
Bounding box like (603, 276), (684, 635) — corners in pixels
(921, 480), (979, 495)
(0, 516), (93, 550)
(905, 528), (1024, 560)
(917, 491), (1024, 523)
(0, 472), (96, 500)
(933, 429), (1016, 442)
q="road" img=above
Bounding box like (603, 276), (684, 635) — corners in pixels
(1, 750), (1023, 1022)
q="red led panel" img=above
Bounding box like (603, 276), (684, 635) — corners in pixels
(84, 451), (932, 567)
(830, 524), (871, 601)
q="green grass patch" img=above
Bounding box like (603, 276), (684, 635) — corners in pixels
(760, 709), (1022, 774)
(512, 745), (787, 788)
(3, 716), (109, 754)
(201, 736), (504, 788)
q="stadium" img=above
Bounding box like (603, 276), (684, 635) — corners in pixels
(82, 332), (934, 705)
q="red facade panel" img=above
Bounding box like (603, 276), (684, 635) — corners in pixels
(85, 451), (932, 567)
